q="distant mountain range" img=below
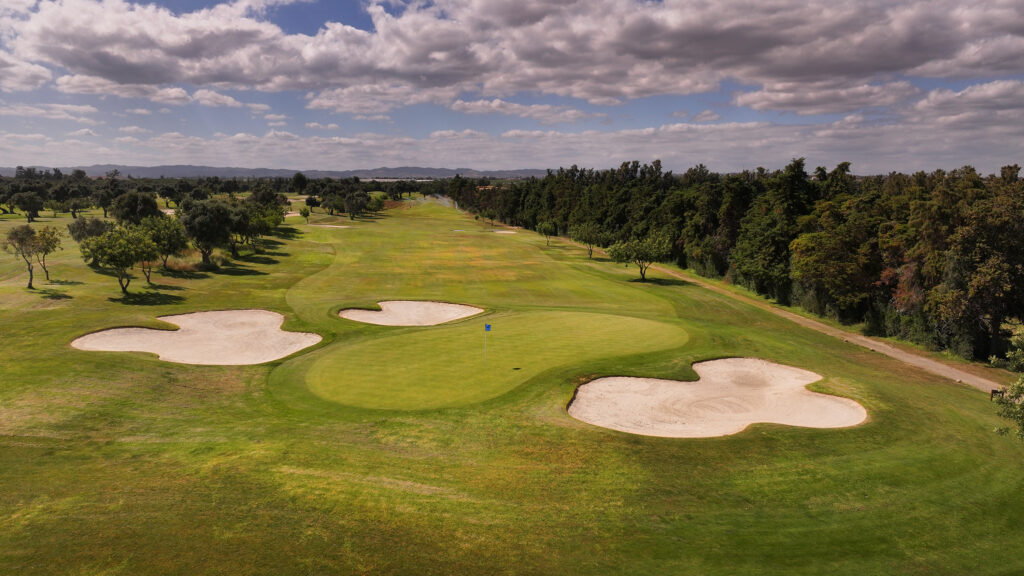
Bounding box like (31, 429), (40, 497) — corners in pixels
(0, 164), (549, 180)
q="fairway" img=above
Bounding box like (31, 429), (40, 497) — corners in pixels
(307, 310), (687, 410)
(2, 200), (1024, 575)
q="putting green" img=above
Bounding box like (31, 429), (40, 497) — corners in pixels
(306, 310), (688, 410)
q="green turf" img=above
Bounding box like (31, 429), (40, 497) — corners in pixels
(1, 201), (1024, 575)
(308, 311), (688, 409)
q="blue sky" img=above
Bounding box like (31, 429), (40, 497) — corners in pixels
(1, 0), (1022, 173)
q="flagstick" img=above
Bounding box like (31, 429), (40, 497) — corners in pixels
(484, 330), (487, 364)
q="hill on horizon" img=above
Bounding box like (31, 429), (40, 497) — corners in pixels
(0, 164), (549, 180)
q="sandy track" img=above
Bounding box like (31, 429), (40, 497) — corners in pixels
(71, 309), (321, 365)
(569, 358), (866, 438)
(339, 300), (483, 326)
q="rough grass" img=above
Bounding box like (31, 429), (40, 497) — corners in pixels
(1, 202), (1023, 575)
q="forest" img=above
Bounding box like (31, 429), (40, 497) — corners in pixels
(440, 159), (1024, 363)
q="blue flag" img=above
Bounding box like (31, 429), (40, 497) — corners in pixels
(484, 324), (491, 331)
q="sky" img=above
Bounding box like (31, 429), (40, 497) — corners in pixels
(0, 0), (1022, 174)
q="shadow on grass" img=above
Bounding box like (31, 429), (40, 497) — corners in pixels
(629, 277), (693, 287)
(47, 279), (83, 286)
(159, 268), (210, 280)
(215, 262), (268, 276)
(146, 282), (185, 291)
(39, 288), (73, 300)
(109, 291), (186, 306)
(273, 226), (300, 240)
(236, 254), (279, 266)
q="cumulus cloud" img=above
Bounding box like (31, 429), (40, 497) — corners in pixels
(11, 0), (1020, 115)
(306, 122), (339, 129)
(125, 108), (151, 115)
(735, 81), (921, 115)
(68, 128), (96, 137)
(193, 88), (243, 107)
(0, 102), (99, 123)
(0, 51), (52, 92)
(451, 98), (598, 124)
(2, 0), (1024, 172)
(119, 125), (151, 133)
(691, 110), (721, 122)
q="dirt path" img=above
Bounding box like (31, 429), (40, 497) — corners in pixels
(650, 264), (1003, 393)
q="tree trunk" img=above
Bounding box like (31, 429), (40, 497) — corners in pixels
(26, 262), (34, 289)
(118, 273), (130, 293)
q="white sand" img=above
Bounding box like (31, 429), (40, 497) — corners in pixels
(71, 309), (321, 365)
(309, 224), (352, 229)
(494, 230), (517, 234)
(568, 358), (866, 438)
(339, 300), (483, 326)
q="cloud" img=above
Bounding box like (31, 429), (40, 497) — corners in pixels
(7, 0), (1024, 118)
(67, 128), (96, 137)
(125, 108), (151, 115)
(691, 110), (721, 123)
(451, 98), (598, 124)
(0, 51), (52, 92)
(0, 102), (99, 123)
(119, 125), (151, 133)
(193, 88), (243, 107)
(306, 122), (340, 129)
(735, 81), (921, 115)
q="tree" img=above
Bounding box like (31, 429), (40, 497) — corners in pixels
(366, 195), (385, 214)
(291, 172), (309, 194)
(607, 233), (672, 281)
(67, 217), (112, 243)
(344, 191), (369, 220)
(33, 226), (65, 282)
(537, 220), (557, 246)
(179, 199), (232, 265)
(3, 225), (40, 289)
(81, 226), (157, 293)
(141, 216), (189, 267)
(11, 192), (43, 222)
(569, 222), (604, 258)
(111, 190), (161, 225)
(299, 206), (311, 223)
(995, 374), (1024, 440)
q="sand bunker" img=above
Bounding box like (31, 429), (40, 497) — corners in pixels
(309, 224), (352, 229)
(339, 301), (483, 326)
(494, 230), (517, 234)
(71, 310), (321, 365)
(569, 358), (866, 438)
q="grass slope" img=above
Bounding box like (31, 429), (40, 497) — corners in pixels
(1, 203), (1022, 575)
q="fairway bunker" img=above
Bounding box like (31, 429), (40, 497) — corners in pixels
(569, 358), (867, 438)
(71, 310), (321, 365)
(309, 224), (352, 229)
(339, 300), (484, 326)
(494, 230), (517, 234)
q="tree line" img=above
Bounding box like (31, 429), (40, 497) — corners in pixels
(443, 159), (1024, 363)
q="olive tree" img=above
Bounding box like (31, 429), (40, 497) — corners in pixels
(607, 233), (673, 281)
(81, 226), (158, 293)
(140, 215), (189, 267)
(3, 225), (40, 289)
(569, 222), (605, 259)
(537, 221), (557, 246)
(32, 226), (65, 282)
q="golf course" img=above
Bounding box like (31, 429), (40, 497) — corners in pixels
(2, 198), (1023, 575)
